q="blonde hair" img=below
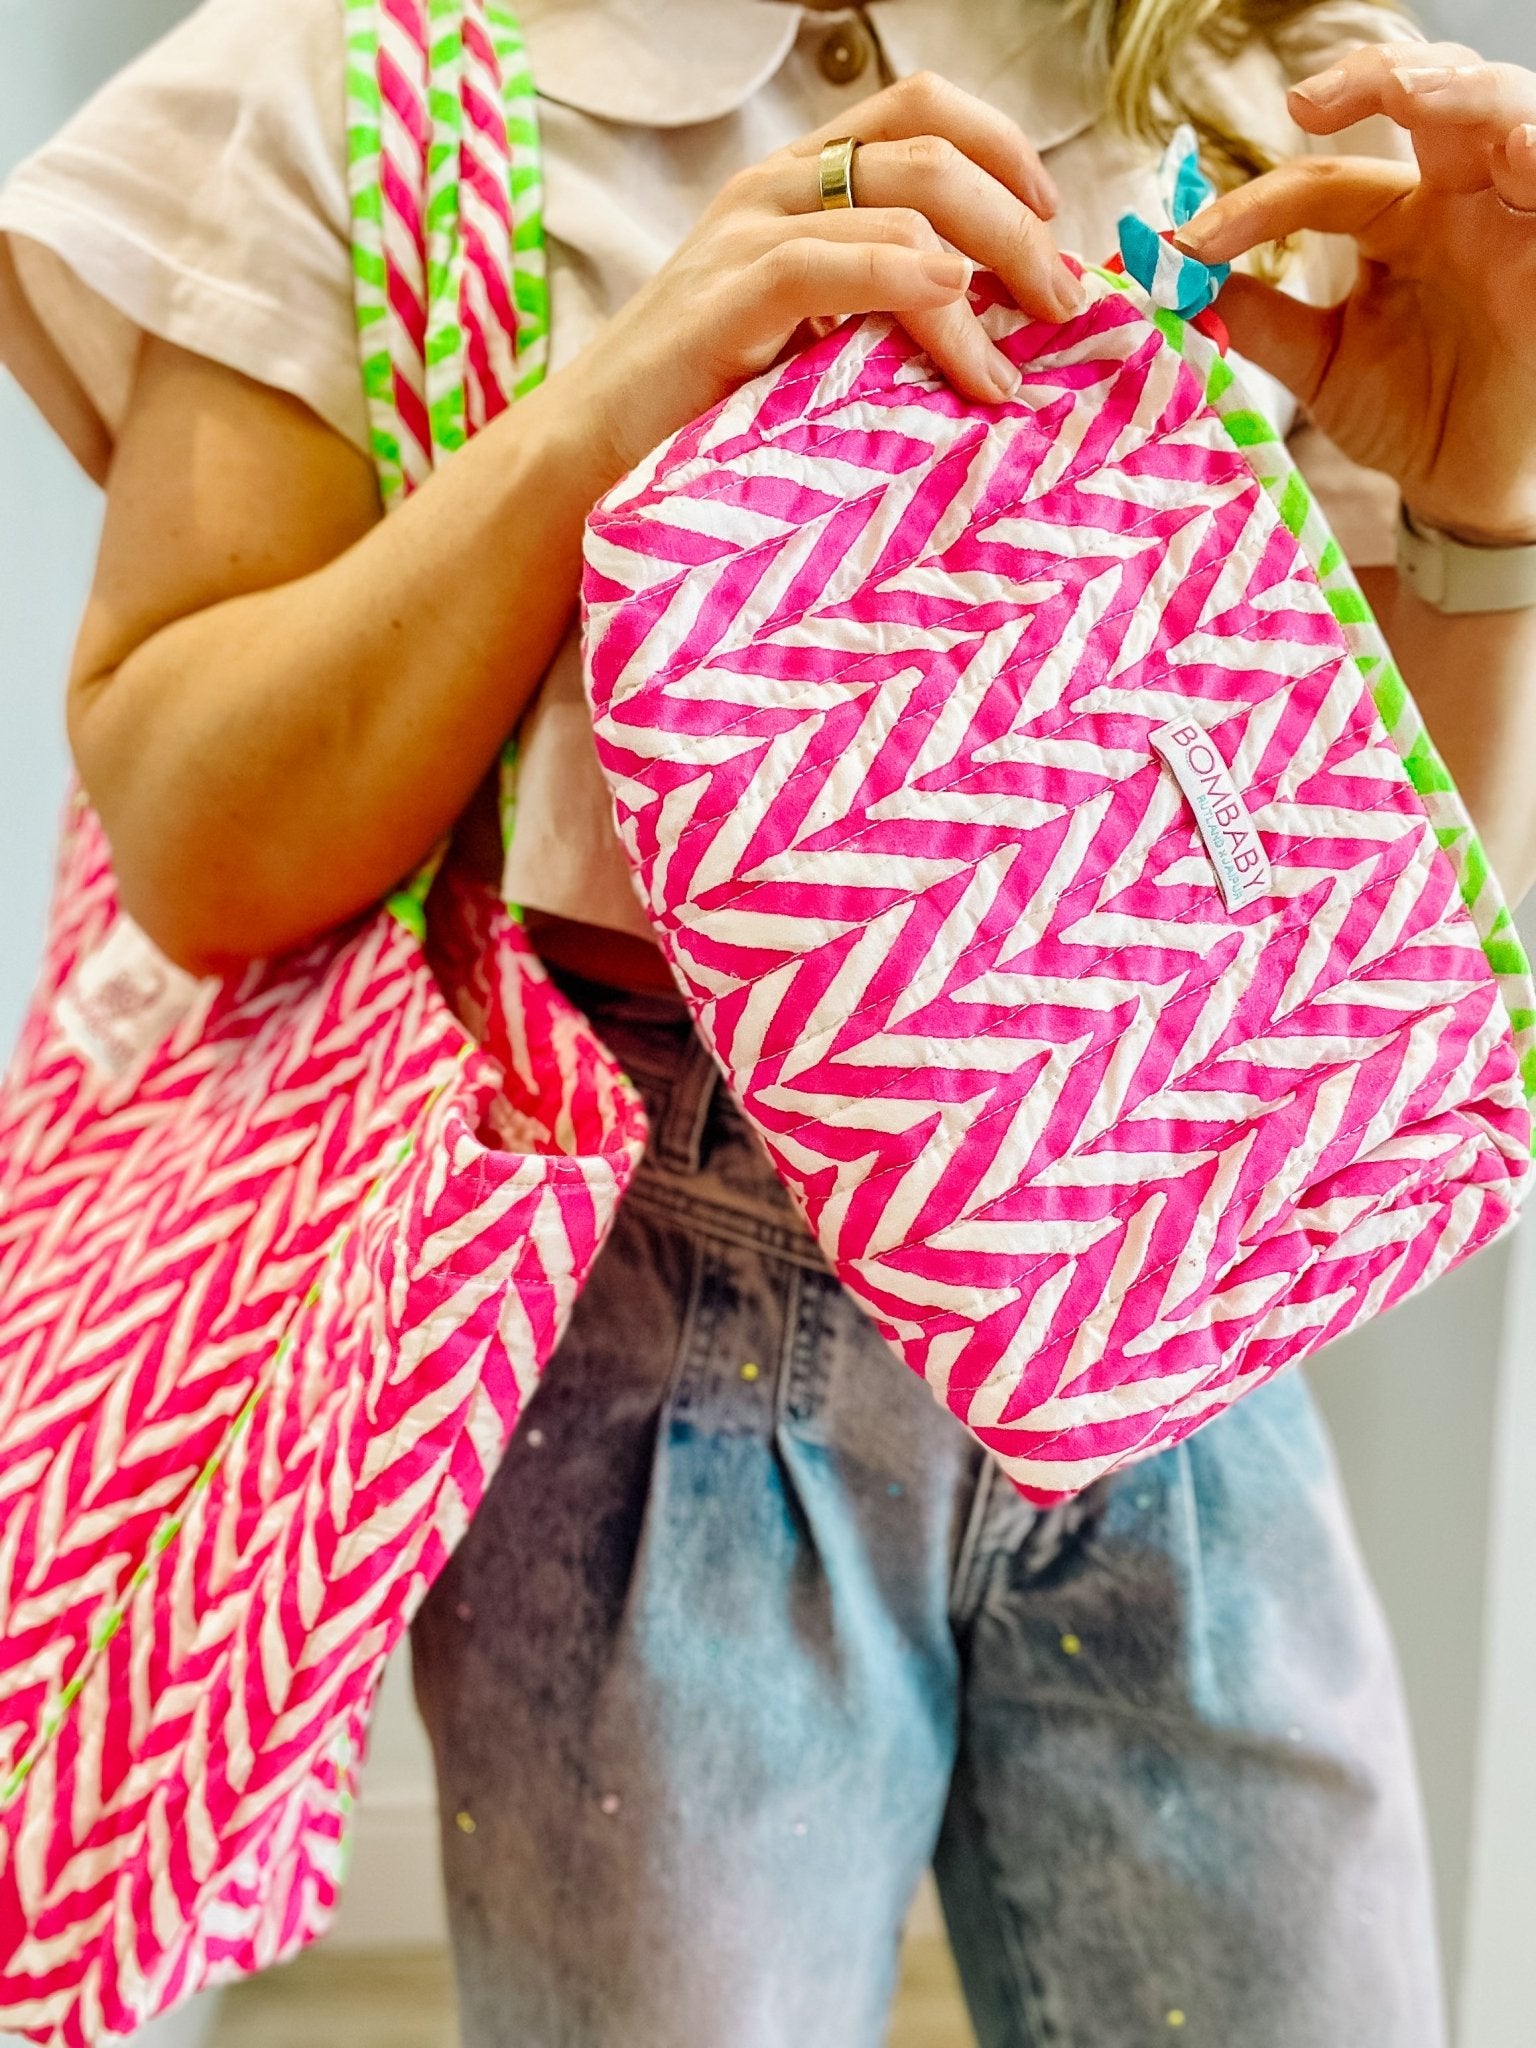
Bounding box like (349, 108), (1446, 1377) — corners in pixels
(1072, 0), (1364, 186)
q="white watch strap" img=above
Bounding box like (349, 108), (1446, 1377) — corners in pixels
(1396, 503), (1536, 615)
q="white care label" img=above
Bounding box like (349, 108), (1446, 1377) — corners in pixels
(55, 915), (207, 1082)
(1150, 719), (1272, 913)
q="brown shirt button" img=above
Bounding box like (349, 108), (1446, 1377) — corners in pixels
(817, 20), (872, 89)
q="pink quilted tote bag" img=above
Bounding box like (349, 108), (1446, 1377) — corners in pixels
(0, 9), (643, 2042)
(585, 267), (1536, 1508)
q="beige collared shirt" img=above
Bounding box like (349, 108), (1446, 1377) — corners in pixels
(0, 0), (1416, 939)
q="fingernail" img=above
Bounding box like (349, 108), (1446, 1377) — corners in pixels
(1394, 64), (1457, 94)
(1291, 66), (1348, 108)
(1513, 122), (1536, 152)
(1054, 268), (1088, 317)
(991, 357), (1023, 401)
(1176, 218), (1213, 256)
(923, 252), (973, 291)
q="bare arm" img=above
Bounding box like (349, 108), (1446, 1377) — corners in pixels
(42, 71), (1076, 974)
(67, 339), (610, 973)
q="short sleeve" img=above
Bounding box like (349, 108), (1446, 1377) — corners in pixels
(0, 0), (367, 465)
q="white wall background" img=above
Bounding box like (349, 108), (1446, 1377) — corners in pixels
(1, 3), (1533, 2043)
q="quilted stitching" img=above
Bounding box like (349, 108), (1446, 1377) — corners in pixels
(585, 273), (1535, 1506)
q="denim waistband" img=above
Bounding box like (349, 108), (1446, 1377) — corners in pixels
(549, 965), (831, 1271)
(548, 965), (723, 1179)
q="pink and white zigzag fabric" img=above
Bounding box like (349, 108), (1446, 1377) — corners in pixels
(585, 274), (1535, 1505)
(0, 826), (641, 2043)
(0, 5), (643, 2041)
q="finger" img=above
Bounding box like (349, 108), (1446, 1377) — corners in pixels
(1286, 41), (1482, 135)
(753, 204), (1017, 388)
(1210, 272), (1341, 409)
(768, 133), (1082, 320)
(792, 68), (1060, 220)
(753, 204), (950, 260)
(734, 238), (1018, 405)
(858, 137), (1082, 318)
(902, 299), (1027, 405)
(1383, 58), (1536, 194)
(1176, 156), (1416, 264)
(1291, 44), (1536, 194)
(1495, 121), (1536, 213)
(759, 210), (1038, 399)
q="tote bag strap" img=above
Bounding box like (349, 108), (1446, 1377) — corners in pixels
(344, 0), (550, 928)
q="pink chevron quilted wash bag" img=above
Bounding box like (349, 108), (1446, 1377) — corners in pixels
(0, 9), (643, 2043)
(584, 267), (1536, 1507)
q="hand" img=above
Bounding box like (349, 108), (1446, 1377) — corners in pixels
(1176, 43), (1536, 546)
(562, 71), (1082, 480)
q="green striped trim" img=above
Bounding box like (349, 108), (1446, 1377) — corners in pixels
(1099, 269), (1536, 1117)
(344, 0), (402, 508)
(344, 2), (550, 931)
(423, 2), (469, 458)
(486, 0), (550, 390)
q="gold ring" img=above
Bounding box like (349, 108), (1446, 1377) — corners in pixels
(818, 135), (859, 210)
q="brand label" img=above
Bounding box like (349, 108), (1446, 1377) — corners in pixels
(1150, 720), (1272, 912)
(56, 916), (206, 1082)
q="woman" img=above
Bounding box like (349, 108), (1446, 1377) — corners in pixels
(2, 2), (1535, 2043)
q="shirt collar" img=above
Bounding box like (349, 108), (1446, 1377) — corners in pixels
(874, 0), (1099, 151)
(519, 0), (801, 130)
(520, 0), (1101, 151)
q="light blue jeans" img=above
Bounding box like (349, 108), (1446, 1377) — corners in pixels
(411, 977), (1446, 2048)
